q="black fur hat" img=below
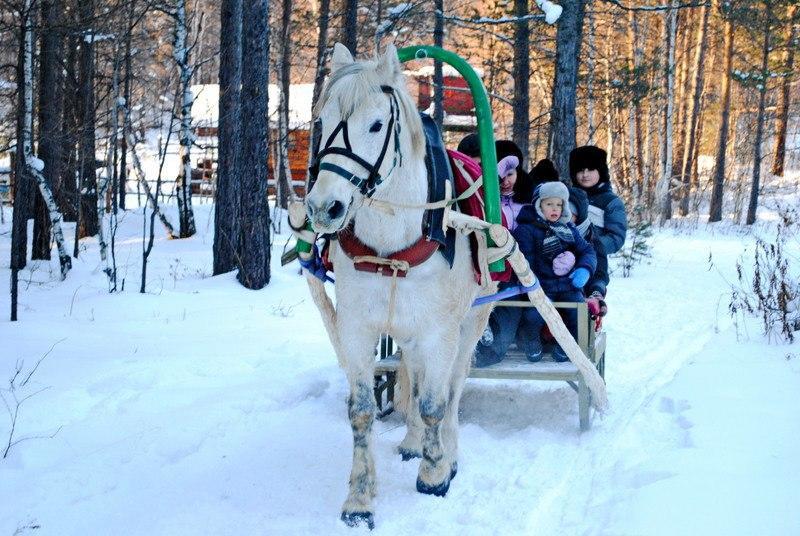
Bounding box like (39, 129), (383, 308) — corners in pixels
(456, 133), (481, 158)
(569, 145), (610, 184)
(530, 158), (559, 186)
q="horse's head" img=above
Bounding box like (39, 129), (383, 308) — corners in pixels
(306, 43), (424, 234)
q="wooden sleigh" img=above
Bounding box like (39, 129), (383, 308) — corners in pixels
(374, 301), (606, 431)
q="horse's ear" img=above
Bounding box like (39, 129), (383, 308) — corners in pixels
(379, 43), (402, 78)
(331, 43), (354, 73)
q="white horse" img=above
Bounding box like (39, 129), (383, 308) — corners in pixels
(304, 43), (495, 528)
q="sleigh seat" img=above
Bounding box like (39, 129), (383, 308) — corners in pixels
(374, 301), (606, 431)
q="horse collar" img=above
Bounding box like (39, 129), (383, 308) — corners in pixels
(337, 223), (438, 278)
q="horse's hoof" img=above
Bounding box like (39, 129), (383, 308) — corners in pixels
(450, 461), (458, 481)
(416, 476), (451, 497)
(341, 511), (375, 530)
(398, 447), (422, 461)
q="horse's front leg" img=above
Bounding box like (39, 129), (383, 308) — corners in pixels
(406, 330), (460, 497)
(339, 328), (379, 529)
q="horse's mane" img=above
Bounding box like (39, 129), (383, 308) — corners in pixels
(315, 60), (425, 156)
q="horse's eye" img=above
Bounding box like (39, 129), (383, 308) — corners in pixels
(369, 121), (383, 133)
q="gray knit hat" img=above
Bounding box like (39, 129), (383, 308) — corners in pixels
(534, 181), (571, 223)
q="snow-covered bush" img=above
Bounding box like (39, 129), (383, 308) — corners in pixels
(729, 208), (800, 343)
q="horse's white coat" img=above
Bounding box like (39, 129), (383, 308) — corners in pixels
(305, 44), (495, 528)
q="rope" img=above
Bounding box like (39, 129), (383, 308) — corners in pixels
(362, 175), (483, 215)
(351, 255), (410, 332)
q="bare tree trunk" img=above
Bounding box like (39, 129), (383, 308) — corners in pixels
(604, 18), (616, 177)
(22, 0), (71, 279)
(771, 5), (798, 177)
(746, 5), (772, 225)
(59, 21), (78, 222)
(11, 7), (31, 320)
(213, 0), (242, 274)
(512, 0), (530, 162)
(709, 9), (734, 222)
(678, 2), (709, 216)
(118, 0), (135, 212)
(670, 9), (690, 217)
(33, 0), (62, 260)
(78, 0), (98, 238)
(659, 0), (678, 222)
(342, 0), (358, 55)
(627, 9), (645, 199)
(276, 0), (293, 210)
(306, 0), (330, 191)
(586, 7), (596, 143)
(173, 0), (197, 238)
(238, 0), (271, 289)
(550, 0), (587, 180)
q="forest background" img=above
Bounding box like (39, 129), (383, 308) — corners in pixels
(0, 0), (798, 304)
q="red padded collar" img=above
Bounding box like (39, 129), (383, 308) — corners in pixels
(337, 223), (439, 277)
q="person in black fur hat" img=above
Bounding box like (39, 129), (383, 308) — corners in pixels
(456, 132), (481, 159)
(530, 158), (559, 187)
(569, 145), (611, 189)
(569, 145), (627, 322)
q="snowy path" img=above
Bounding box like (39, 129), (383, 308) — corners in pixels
(2, 208), (799, 535)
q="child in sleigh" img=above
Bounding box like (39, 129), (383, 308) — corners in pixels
(476, 181), (597, 366)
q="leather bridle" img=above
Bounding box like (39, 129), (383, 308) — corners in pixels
(309, 85), (403, 198)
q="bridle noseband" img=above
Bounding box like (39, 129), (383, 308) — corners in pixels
(309, 85), (403, 198)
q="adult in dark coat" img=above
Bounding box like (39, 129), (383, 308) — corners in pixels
(569, 145), (627, 299)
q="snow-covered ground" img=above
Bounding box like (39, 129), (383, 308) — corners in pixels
(1, 202), (799, 535)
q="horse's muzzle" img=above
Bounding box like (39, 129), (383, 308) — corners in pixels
(306, 198), (347, 233)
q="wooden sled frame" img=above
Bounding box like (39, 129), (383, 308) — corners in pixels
(373, 301), (606, 431)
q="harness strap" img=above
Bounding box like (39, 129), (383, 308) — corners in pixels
(338, 223), (439, 277)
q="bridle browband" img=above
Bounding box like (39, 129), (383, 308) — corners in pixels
(309, 84), (403, 198)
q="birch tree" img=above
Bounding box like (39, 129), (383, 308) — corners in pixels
(171, 0), (197, 238)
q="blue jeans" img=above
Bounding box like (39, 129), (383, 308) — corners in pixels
(517, 289), (585, 353)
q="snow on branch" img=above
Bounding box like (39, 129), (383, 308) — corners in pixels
(599, 0), (709, 12)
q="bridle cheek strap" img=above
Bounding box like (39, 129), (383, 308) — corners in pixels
(310, 85), (401, 198)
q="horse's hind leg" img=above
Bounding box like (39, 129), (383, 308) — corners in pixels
(441, 304), (493, 482)
(339, 329), (379, 529)
(396, 361), (423, 460)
